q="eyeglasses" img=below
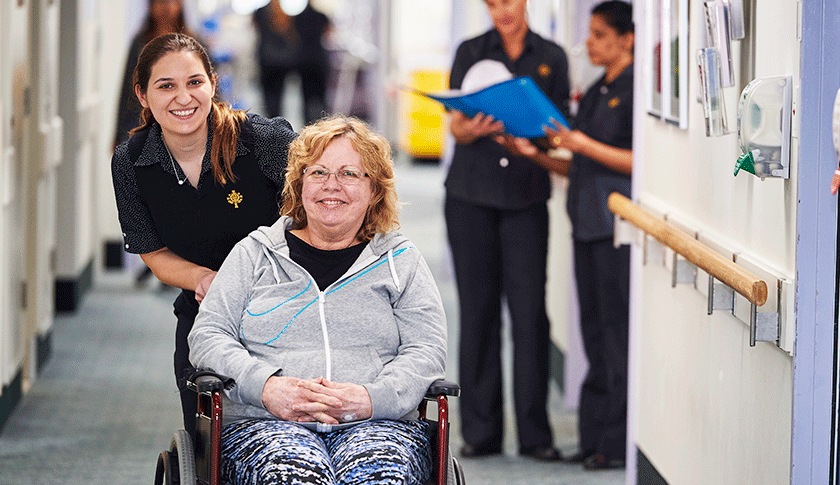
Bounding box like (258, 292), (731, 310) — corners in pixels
(303, 166), (369, 185)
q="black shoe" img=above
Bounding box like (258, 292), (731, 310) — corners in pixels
(460, 443), (502, 458)
(564, 449), (596, 463)
(519, 446), (562, 462)
(582, 453), (625, 470)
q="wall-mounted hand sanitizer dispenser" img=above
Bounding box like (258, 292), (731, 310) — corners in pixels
(733, 76), (792, 179)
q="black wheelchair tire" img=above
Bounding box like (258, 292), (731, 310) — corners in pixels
(452, 456), (465, 485)
(170, 429), (196, 485)
(154, 451), (167, 485)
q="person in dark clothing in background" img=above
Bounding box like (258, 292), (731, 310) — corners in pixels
(253, 0), (331, 124)
(445, 0), (570, 463)
(114, 0), (193, 149)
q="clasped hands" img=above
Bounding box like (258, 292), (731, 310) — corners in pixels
(261, 375), (372, 425)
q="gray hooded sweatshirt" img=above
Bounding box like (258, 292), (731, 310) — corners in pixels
(188, 216), (447, 429)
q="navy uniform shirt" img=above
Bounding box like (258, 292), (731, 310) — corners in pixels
(567, 65), (633, 242)
(446, 29), (570, 209)
(111, 113), (296, 271)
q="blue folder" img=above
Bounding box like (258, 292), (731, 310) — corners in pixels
(418, 76), (571, 138)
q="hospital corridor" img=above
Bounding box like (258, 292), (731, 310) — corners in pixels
(0, 0), (839, 484)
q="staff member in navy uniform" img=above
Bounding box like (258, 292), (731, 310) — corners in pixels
(501, 0), (634, 470)
(111, 33), (296, 440)
(445, 0), (569, 462)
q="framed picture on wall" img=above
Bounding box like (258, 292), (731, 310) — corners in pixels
(645, 0), (689, 128)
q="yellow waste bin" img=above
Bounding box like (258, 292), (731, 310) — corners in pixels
(401, 69), (448, 161)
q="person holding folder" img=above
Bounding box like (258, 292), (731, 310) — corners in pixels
(445, 0), (570, 462)
(500, 0), (634, 470)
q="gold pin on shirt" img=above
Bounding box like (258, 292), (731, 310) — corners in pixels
(609, 97), (620, 108)
(227, 190), (243, 208)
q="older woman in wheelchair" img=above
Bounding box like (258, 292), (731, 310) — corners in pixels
(185, 115), (452, 485)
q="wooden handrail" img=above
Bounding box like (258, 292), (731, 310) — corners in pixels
(608, 193), (768, 307)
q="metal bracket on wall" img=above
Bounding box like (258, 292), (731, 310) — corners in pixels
(750, 305), (780, 347)
(641, 233), (667, 268)
(671, 252), (698, 288)
(707, 276), (735, 315)
(610, 193), (790, 352)
(748, 280), (781, 347)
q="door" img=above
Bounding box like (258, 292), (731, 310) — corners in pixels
(0, 0), (30, 392)
(795, 0), (840, 482)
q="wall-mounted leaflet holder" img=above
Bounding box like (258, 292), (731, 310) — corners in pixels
(703, 0), (734, 88)
(727, 0), (746, 40)
(697, 48), (730, 136)
(733, 75), (792, 179)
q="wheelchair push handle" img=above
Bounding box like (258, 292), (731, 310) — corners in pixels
(186, 369), (235, 394)
(425, 379), (460, 398)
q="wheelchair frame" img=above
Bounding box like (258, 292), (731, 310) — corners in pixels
(155, 373), (464, 485)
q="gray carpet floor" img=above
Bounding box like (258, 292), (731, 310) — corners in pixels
(0, 161), (624, 485)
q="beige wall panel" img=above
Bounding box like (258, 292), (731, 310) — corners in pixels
(95, 1), (127, 251)
(632, 0), (800, 482)
(635, 262), (792, 484)
(1, 0), (30, 385)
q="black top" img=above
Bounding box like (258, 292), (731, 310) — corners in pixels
(286, 231), (368, 290)
(293, 5), (330, 66)
(253, 4), (329, 68)
(113, 32), (148, 147)
(567, 65), (633, 242)
(446, 28), (570, 209)
(111, 113), (296, 271)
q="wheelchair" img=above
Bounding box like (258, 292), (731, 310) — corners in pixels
(154, 372), (465, 485)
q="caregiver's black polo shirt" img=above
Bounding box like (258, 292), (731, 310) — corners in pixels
(111, 113), (295, 271)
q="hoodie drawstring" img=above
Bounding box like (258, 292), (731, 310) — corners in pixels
(262, 246), (281, 282)
(387, 248), (401, 292)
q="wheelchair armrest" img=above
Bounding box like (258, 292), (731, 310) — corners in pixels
(186, 369), (235, 394)
(425, 379), (460, 398)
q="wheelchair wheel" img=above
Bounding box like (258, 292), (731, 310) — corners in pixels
(444, 455), (465, 485)
(451, 456), (465, 485)
(154, 430), (196, 485)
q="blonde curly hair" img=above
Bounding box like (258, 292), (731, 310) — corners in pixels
(281, 115), (400, 241)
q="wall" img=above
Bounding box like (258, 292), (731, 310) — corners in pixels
(95, 0), (133, 273)
(26, 0), (62, 390)
(0, 0), (31, 429)
(0, 0), (63, 429)
(631, 0), (798, 482)
(56, 0), (103, 312)
(0, 0), (135, 430)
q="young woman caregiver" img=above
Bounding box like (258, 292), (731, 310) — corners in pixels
(503, 0), (634, 470)
(110, 33), (296, 440)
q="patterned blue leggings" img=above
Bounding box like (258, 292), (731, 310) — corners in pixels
(221, 419), (432, 485)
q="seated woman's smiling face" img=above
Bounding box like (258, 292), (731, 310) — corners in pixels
(300, 136), (373, 241)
